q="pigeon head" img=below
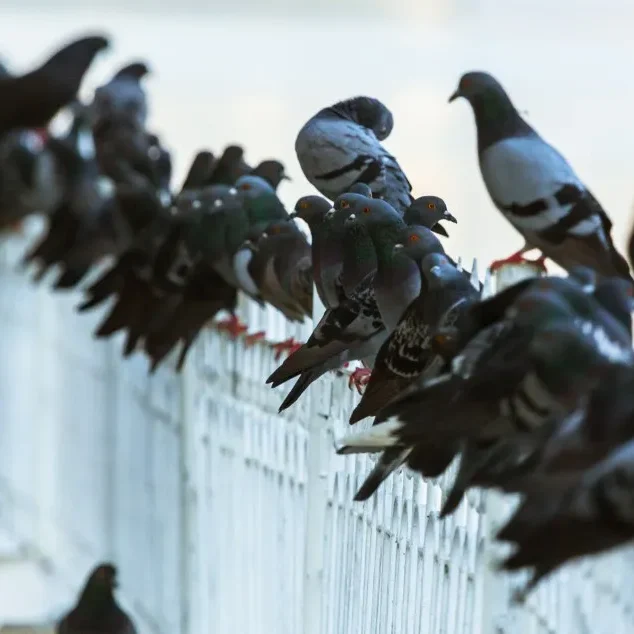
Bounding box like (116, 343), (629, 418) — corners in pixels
(347, 183), (373, 197)
(235, 174), (275, 199)
(263, 219), (299, 238)
(251, 159), (290, 189)
(418, 252), (462, 288)
(291, 195), (331, 226)
(113, 61), (150, 81)
(336, 194), (398, 224)
(404, 195), (457, 237)
(392, 227), (444, 263)
(83, 563), (118, 595)
(328, 96), (393, 140)
(220, 144), (245, 163)
(448, 71), (510, 105)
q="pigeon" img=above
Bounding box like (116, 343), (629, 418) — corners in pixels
(449, 71), (632, 280)
(245, 220), (312, 321)
(290, 195), (338, 307)
(251, 159), (290, 190)
(180, 150), (215, 191)
(205, 145), (251, 186)
(295, 96), (413, 212)
(335, 194), (420, 332)
(267, 218), (385, 410)
(90, 61), (150, 128)
(22, 105), (118, 288)
(337, 274), (634, 502)
(496, 438), (634, 602)
(56, 562), (137, 634)
(403, 195), (457, 238)
(350, 245), (480, 424)
(0, 35), (109, 136)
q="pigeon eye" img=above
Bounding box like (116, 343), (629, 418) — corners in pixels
(340, 200), (350, 209)
(409, 234), (420, 243)
(427, 202), (436, 210)
(240, 183), (251, 191)
(299, 201), (310, 210)
(362, 207), (371, 214)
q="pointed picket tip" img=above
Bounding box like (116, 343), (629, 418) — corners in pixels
(490, 262), (545, 294)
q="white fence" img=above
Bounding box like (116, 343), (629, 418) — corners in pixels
(0, 229), (633, 634)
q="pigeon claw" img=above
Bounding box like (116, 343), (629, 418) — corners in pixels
(270, 337), (303, 361)
(489, 250), (548, 274)
(216, 314), (248, 338)
(244, 330), (266, 347)
(348, 368), (372, 394)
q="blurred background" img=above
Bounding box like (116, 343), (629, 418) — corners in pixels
(2, 0), (634, 268)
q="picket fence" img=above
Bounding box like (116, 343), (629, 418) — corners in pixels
(0, 226), (633, 634)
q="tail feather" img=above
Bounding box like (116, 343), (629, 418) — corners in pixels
(336, 419), (405, 455)
(278, 368), (325, 412)
(353, 448), (412, 501)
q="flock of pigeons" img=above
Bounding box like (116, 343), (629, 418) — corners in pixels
(1, 31), (634, 630)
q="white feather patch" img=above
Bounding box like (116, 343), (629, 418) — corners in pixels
(336, 417), (404, 454)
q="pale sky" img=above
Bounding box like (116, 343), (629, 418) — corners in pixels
(1, 4), (633, 271)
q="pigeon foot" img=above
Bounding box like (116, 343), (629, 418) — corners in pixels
(271, 337), (303, 361)
(348, 367), (371, 394)
(489, 250), (548, 273)
(216, 314), (248, 338)
(244, 330), (266, 347)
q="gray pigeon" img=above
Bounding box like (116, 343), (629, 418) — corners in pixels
(57, 563), (137, 634)
(335, 194), (420, 331)
(295, 96), (413, 213)
(91, 61), (150, 128)
(449, 71), (632, 280)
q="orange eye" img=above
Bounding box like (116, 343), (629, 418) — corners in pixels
(427, 202), (436, 210)
(362, 207), (371, 214)
(240, 183), (251, 191)
(340, 200), (350, 209)
(299, 201), (309, 210)
(409, 234), (420, 243)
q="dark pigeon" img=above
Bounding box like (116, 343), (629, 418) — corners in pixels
(0, 34), (109, 136)
(57, 562), (137, 634)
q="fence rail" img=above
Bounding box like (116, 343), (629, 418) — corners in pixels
(0, 228), (633, 634)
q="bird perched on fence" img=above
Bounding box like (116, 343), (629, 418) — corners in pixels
(449, 71), (632, 281)
(56, 562), (137, 634)
(338, 272), (634, 503)
(90, 61), (150, 129)
(0, 34), (109, 136)
(295, 96), (414, 213)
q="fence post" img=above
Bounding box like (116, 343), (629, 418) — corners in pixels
(479, 263), (545, 634)
(301, 285), (330, 634)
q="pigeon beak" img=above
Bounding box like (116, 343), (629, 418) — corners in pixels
(325, 207), (336, 219)
(281, 173), (291, 181)
(344, 213), (357, 227)
(430, 223), (449, 238)
(393, 243), (405, 255)
(288, 212), (298, 220)
(443, 211), (458, 224)
(448, 88), (461, 103)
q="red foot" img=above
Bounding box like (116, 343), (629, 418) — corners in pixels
(244, 330), (266, 347)
(270, 337), (303, 361)
(348, 367), (372, 394)
(489, 250), (548, 274)
(216, 314), (248, 338)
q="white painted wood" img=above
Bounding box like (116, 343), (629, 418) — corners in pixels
(0, 237), (633, 634)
